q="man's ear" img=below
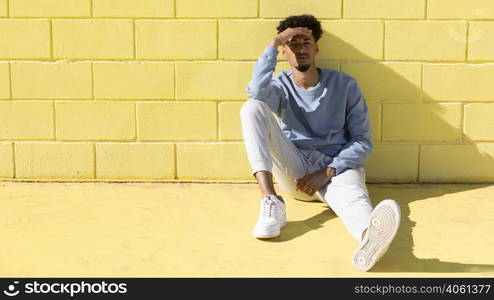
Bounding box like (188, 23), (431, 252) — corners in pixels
(316, 43), (319, 53)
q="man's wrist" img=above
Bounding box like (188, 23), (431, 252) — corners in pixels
(326, 167), (336, 178)
(270, 37), (281, 48)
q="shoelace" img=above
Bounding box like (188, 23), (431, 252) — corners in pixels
(262, 199), (275, 218)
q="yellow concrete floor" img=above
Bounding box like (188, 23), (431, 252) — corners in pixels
(1, 181), (494, 277)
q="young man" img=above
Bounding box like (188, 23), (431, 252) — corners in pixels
(239, 15), (401, 271)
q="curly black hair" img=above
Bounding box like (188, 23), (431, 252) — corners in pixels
(276, 14), (323, 42)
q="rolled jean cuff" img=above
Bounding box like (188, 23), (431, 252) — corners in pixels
(251, 159), (272, 176)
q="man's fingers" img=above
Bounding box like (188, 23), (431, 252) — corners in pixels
(284, 27), (312, 43)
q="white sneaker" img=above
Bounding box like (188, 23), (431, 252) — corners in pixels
(253, 195), (287, 239)
(352, 199), (401, 271)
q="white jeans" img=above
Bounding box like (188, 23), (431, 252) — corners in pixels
(240, 99), (373, 241)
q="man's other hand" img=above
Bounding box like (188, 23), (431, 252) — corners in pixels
(294, 167), (335, 196)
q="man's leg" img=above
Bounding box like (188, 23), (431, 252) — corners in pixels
(319, 167), (374, 241)
(319, 167), (401, 271)
(254, 171), (276, 196)
(239, 99), (316, 200)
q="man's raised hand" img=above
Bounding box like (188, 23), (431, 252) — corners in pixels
(270, 27), (312, 48)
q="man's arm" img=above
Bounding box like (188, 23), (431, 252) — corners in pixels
(327, 79), (373, 175)
(295, 80), (371, 196)
(246, 27), (312, 114)
(245, 45), (283, 114)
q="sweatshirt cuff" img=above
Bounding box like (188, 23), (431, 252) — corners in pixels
(264, 45), (279, 57)
(327, 160), (348, 176)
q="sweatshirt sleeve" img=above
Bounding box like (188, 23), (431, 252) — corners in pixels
(327, 79), (373, 175)
(245, 46), (284, 114)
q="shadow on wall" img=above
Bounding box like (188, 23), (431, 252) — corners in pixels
(263, 31), (494, 273)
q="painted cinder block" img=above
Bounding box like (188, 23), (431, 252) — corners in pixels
(93, 0), (174, 18)
(0, 142), (13, 178)
(138, 102), (217, 141)
(0, 62), (9, 99)
(468, 22), (494, 61)
(175, 62), (253, 100)
(0, 101), (54, 140)
(136, 20), (217, 60)
(423, 64), (494, 101)
(56, 102), (136, 141)
(366, 144), (419, 182)
(427, 0), (494, 19)
(464, 104), (494, 141)
(0, 0), (7, 17)
(382, 103), (461, 142)
(367, 102), (380, 142)
(96, 143), (175, 180)
(0, 20), (50, 59)
(260, 0), (341, 18)
(9, 0), (90, 17)
(385, 21), (467, 61)
(420, 144), (494, 182)
(318, 20), (384, 61)
(11, 62), (92, 99)
(176, 0), (257, 18)
(341, 63), (422, 101)
(52, 19), (134, 59)
(176, 143), (251, 180)
(15, 142), (94, 179)
(219, 20), (281, 60)
(343, 0), (425, 19)
(219, 102), (243, 141)
(93, 62), (174, 100)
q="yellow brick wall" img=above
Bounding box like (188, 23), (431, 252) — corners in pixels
(0, 0), (493, 182)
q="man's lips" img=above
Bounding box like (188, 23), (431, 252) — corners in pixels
(296, 55), (309, 60)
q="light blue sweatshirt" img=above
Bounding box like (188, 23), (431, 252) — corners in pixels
(246, 46), (373, 175)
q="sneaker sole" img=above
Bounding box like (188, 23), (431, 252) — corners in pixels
(253, 220), (287, 239)
(352, 199), (401, 271)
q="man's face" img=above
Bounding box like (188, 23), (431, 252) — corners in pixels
(282, 33), (319, 72)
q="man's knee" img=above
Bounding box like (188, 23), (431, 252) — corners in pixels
(240, 99), (269, 118)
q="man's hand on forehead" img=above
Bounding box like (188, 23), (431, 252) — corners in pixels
(270, 26), (313, 48)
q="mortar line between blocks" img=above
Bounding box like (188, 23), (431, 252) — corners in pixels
(424, 0), (427, 19)
(341, 0), (344, 18)
(173, 0), (177, 17)
(90, 0), (93, 18)
(257, 0), (260, 18)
